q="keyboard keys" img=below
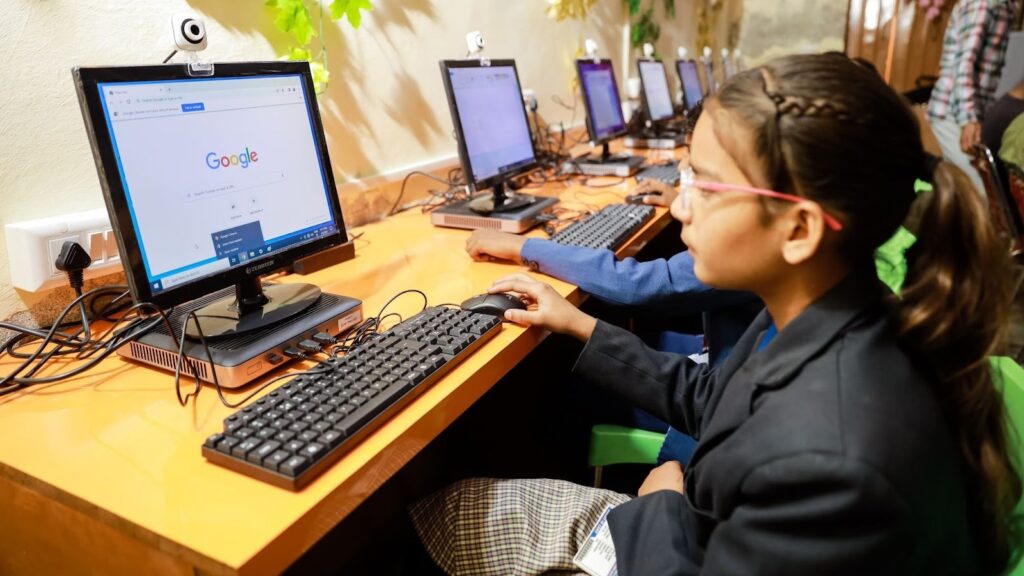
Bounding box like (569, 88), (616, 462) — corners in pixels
(551, 204), (655, 251)
(280, 455), (310, 477)
(202, 306), (502, 490)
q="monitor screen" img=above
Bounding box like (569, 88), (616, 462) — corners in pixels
(638, 60), (674, 122)
(702, 60), (718, 95)
(74, 62), (347, 308)
(676, 60), (704, 112)
(577, 59), (627, 142)
(441, 61), (536, 187)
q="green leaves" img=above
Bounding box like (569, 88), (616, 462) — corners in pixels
(622, 0), (675, 49)
(630, 7), (660, 48)
(286, 47), (330, 94)
(266, 0), (316, 45)
(329, 0), (373, 28)
(663, 0), (676, 19)
(265, 1), (375, 95)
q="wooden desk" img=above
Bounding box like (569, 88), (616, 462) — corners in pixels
(0, 161), (679, 575)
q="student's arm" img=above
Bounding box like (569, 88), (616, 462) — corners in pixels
(521, 239), (747, 313)
(607, 454), (911, 576)
(571, 319), (717, 436)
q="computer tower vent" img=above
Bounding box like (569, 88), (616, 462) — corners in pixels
(445, 215), (503, 230)
(127, 341), (211, 378)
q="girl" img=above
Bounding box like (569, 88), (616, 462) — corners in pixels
(411, 53), (1020, 575)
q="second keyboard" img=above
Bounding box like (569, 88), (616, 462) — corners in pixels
(550, 204), (655, 251)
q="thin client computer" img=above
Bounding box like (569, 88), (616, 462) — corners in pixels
(624, 59), (686, 150)
(430, 59), (558, 233)
(565, 59), (644, 177)
(676, 59), (704, 113)
(73, 61), (363, 388)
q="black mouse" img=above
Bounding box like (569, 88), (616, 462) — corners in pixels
(460, 292), (527, 317)
(625, 191), (661, 205)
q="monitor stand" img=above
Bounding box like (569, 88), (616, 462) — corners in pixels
(563, 142), (644, 177)
(467, 181), (535, 215)
(623, 126), (687, 150)
(185, 277), (321, 340)
(431, 180), (559, 233)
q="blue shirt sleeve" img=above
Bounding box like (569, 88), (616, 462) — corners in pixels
(520, 238), (747, 315)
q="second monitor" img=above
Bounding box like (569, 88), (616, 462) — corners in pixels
(431, 59), (557, 233)
(566, 58), (644, 177)
(623, 59), (686, 150)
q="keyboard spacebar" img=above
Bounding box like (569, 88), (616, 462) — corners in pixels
(334, 379), (415, 438)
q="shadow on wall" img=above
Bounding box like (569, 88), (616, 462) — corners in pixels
(185, 0), (444, 181)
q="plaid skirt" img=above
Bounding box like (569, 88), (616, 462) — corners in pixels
(409, 478), (631, 576)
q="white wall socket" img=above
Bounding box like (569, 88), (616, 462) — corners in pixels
(5, 209), (125, 292)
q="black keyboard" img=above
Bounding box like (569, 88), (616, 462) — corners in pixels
(635, 163), (681, 186)
(202, 307), (502, 490)
(550, 204), (656, 251)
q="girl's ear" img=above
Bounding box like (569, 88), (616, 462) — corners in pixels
(779, 202), (827, 265)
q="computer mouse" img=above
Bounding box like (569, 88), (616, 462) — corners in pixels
(625, 191), (661, 205)
(460, 293), (528, 317)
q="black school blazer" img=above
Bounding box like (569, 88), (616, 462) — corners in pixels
(573, 273), (980, 576)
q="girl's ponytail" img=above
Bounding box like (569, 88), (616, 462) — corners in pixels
(900, 162), (1021, 571)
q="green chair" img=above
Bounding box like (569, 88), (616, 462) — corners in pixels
(586, 357), (1024, 574)
(991, 356), (1024, 576)
(588, 424), (665, 487)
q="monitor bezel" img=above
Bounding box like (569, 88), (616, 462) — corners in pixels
(438, 59), (539, 192)
(72, 61), (348, 311)
(636, 58), (676, 125)
(575, 58), (628, 145)
(675, 59), (704, 112)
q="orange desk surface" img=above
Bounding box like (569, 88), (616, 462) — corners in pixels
(0, 171), (677, 575)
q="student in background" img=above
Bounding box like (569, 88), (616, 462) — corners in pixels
(465, 99), (760, 465)
(982, 78), (1024, 154)
(927, 0), (1016, 197)
(413, 53), (1020, 576)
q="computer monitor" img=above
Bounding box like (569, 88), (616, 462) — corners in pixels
(439, 59), (539, 215)
(676, 59), (704, 112)
(576, 59), (628, 160)
(637, 59), (675, 125)
(701, 58), (718, 95)
(73, 61), (349, 339)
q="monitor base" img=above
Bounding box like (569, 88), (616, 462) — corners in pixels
(185, 283), (322, 340)
(431, 194), (559, 233)
(468, 191), (536, 215)
(119, 287), (363, 388)
(562, 152), (645, 177)
(622, 131), (687, 150)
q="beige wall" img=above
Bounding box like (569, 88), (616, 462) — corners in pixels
(1, 0), (652, 324)
(0, 0), (738, 325)
(737, 0), (846, 66)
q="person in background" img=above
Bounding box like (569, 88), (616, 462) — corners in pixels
(466, 98), (761, 465)
(927, 0), (1016, 198)
(982, 78), (1024, 153)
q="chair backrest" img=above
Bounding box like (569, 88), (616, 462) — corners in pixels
(1007, 163), (1024, 236)
(990, 356), (1024, 575)
(973, 144), (1024, 254)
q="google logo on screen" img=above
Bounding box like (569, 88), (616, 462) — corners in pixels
(206, 148), (259, 169)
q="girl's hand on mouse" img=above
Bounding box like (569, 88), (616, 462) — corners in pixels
(489, 274), (597, 341)
(632, 179), (678, 207)
(466, 230), (527, 264)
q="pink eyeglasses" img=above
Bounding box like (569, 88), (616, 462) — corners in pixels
(680, 166), (844, 231)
